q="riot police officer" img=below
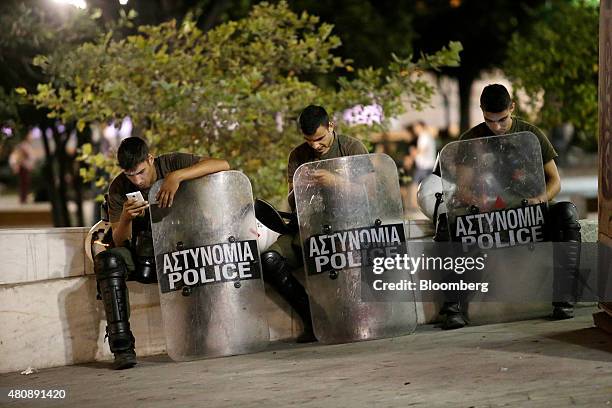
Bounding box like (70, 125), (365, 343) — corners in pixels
(94, 137), (229, 369)
(260, 105), (368, 343)
(436, 84), (581, 329)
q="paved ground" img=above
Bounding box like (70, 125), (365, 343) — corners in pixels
(1, 308), (610, 408)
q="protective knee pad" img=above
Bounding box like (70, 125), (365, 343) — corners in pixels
(131, 231), (157, 284)
(94, 251), (129, 280)
(261, 250), (289, 286)
(133, 257), (158, 284)
(548, 202), (581, 242)
(261, 250), (310, 323)
(94, 251), (134, 353)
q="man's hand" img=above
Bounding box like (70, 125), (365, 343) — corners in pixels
(156, 172), (181, 208)
(312, 169), (336, 187)
(120, 198), (149, 222)
(527, 194), (548, 205)
(152, 158), (230, 208)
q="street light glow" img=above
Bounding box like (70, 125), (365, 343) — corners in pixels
(52, 0), (87, 9)
(119, 0), (129, 5)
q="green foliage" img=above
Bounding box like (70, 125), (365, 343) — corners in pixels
(503, 0), (599, 146)
(0, 1), (103, 94)
(410, 0), (550, 127)
(0, 88), (19, 120)
(0, 1), (104, 156)
(0, 2), (100, 47)
(32, 1), (461, 204)
(0, 88), (20, 159)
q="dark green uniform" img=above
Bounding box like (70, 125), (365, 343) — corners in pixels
(269, 133), (368, 268)
(95, 151), (203, 365)
(453, 119), (580, 322)
(287, 133), (369, 190)
(460, 118), (558, 164)
(108, 152), (201, 223)
(106, 152), (201, 271)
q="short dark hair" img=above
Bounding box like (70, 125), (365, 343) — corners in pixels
(480, 84), (512, 113)
(298, 105), (329, 136)
(117, 137), (149, 170)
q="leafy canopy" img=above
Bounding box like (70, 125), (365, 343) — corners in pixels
(504, 0), (599, 146)
(31, 1), (461, 203)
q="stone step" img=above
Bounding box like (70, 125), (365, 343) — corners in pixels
(0, 220), (598, 373)
(0, 228), (92, 285)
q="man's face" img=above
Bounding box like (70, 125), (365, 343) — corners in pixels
(303, 123), (334, 155)
(483, 103), (514, 135)
(124, 154), (156, 190)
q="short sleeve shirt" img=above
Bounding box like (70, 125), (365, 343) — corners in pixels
(433, 118), (557, 176)
(108, 152), (201, 224)
(287, 133), (368, 185)
(459, 118), (558, 164)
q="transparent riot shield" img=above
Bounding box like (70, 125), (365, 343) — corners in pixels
(438, 132), (551, 322)
(439, 132), (547, 245)
(294, 153), (417, 344)
(149, 171), (269, 361)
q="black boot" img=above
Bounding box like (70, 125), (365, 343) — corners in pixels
(548, 202), (581, 320)
(95, 251), (137, 369)
(433, 213), (450, 243)
(551, 302), (574, 320)
(133, 231), (158, 284)
(262, 251), (317, 343)
(439, 302), (467, 330)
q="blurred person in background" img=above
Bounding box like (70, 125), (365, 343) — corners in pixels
(406, 121), (436, 212)
(401, 125), (419, 211)
(412, 120), (437, 185)
(9, 130), (37, 203)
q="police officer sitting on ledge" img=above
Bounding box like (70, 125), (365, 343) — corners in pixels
(436, 84), (581, 330)
(260, 105), (369, 343)
(95, 136), (229, 369)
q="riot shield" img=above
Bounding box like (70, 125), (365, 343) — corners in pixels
(293, 153), (417, 344)
(439, 132), (547, 246)
(438, 132), (551, 321)
(149, 171), (269, 361)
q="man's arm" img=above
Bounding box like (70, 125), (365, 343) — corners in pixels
(543, 159), (561, 202)
(112, 221), (128, 247)
(526, 159), (561, 204)
(454, 164), (476, 205)
(156, 158), (230, 207)
(112, 199), (149, 247)
(529, 125), (560, 202)
(287, 149), (299, 212)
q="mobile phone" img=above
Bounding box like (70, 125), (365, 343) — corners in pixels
(126, 191), (145, 203)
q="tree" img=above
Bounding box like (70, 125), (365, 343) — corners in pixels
(410, 0), (546, 132)
(289, 0), (416, 70)
(1, 0), (240, 226)
(31, 1), (461, 205)
(0, 0), (104, 226)
(503, 0), (599, 148)
(88, 0), (254, 31)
